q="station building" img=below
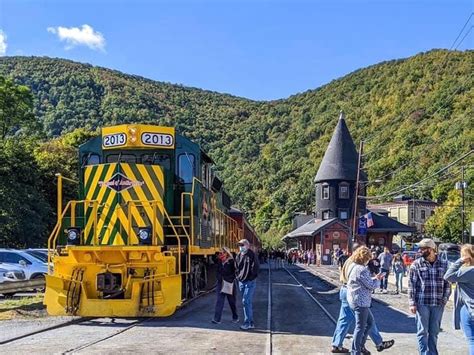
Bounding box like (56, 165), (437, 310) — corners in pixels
(282, 112), (414, 262)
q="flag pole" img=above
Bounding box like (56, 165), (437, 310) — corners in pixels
(352, 140), (364, 248)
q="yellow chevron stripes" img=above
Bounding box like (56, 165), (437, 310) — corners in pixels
(82, 162), (164, 246)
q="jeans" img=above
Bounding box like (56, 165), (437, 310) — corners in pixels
(331, 287), (383, 348)
(214, 280), (238, 322)
(460, 304), (474, 355)
(380, 268), (389, 290)
(395, 272), (404, 291)
(415, 304), (445, 355)
(239, 279), (256, 326)
(352, 306), (375, 355)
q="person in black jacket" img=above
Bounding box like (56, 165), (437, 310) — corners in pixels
(212, 247), (239, 324)
(235, 239), (259, 330)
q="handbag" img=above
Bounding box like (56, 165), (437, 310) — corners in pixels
(221, 280), (234, 295)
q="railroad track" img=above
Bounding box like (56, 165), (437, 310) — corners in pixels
(0, 287), (215, 352)
(282, 266), (337, 325)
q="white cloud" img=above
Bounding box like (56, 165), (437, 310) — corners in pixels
(47, 24), (105, 52)
(0, 30), (7, 56)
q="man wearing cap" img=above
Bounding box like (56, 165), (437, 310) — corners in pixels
(235, 239), (259, 330)
(408, 238), (451, 355)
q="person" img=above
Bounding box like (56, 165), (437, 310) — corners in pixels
(408, 238), (451, 355)
(392, 253), (406, 294)
(212, 247), (239, 324)
(331, 244), (395, 354)
(367, 252), (381, 276)
(378, 247), (393, 293)
(444, 244), (474, 355)
(235, 238), (259, 330)
(347, 246), (385, 355)
(338, 250), (350, 270)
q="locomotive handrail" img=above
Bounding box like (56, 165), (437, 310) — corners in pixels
(126, 200), (191, 275)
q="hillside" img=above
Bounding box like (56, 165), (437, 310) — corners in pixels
(0, 50), (472, 238)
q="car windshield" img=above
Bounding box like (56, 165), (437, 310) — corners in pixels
(25, 250), (48, 263)
(446, 250), (460, 262)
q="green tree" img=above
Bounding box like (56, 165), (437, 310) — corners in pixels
(0, 139), (51, 247)
(425, 190), (463, 243)
(0, 76), (35, 138)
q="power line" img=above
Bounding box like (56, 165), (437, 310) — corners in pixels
(449, 13), (473, 49)
(363, 150), (474, 200)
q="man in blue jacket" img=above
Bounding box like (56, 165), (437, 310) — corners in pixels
(236, 238), (259, 330)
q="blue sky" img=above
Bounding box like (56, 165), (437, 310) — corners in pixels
(0, 1), (472, 100)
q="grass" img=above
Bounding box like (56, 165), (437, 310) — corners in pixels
(0, 294), (46, 320)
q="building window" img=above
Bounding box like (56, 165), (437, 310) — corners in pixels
(322, 210), (331, 220)
(431, 210), (435, 216)
(410, 209), (414, 220)
(421, 210), (426, 220)
(339, 209), (348, 220)
(322, 184), (330, 200)
(339, 183), (349, 199)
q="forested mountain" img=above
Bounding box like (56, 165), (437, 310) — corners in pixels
(0, 50), (472, 246)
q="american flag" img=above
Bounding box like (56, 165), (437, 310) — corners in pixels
(366, 212), (375, 228)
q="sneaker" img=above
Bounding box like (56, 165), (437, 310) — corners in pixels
(249, 323), (255, 329)
(330, 346), (350, 353)
(361, 348), (371, 355)
(232, 317), (239, 323)
(240, 324), (251, 330)
(211, 319), (221, 324)
(377, 339), (395, 352)
(382, 289), (388, 294)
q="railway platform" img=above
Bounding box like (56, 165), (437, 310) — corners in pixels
(0, 262), (467, 354)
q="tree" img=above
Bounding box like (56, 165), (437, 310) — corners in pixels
(425, 190), (463, 243)
(0, 139), (51, 247)
(0, 76), (35, 138)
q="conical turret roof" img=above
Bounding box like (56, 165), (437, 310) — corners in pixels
(314, 112), (362, 183)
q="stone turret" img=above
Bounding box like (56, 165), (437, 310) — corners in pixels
(314, 112), (366, 222)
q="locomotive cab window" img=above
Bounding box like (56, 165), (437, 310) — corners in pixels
(178, 153), (195, 183)
(141, 154), (171, 169)
(83, 153), (100, 166)
(106, 154), (137, 163)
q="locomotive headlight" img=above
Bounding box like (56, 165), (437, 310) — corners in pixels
(66, 228), (81, 245)
(137, 227), (152, 245)
(68, 230), (78, 240)
(128, 126), (138, 144)
(139, 229), (149, 240)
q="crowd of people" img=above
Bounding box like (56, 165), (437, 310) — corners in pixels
(210, 239), (474, 355)
(331, 239), (474, 355)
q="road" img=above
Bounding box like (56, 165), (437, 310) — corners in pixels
(0, 262), (467, 354)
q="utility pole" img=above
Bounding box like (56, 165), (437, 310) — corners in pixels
(352, 141), (364, 246)
(456, 166), (467, 243)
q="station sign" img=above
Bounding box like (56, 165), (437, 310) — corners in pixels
(102, 124), (175, 150)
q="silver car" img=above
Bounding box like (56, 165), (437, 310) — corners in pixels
(0, 249), (48, 280)
(0, 264), (26, 283)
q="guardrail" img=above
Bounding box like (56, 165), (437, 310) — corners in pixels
(0, 279), (45, 294)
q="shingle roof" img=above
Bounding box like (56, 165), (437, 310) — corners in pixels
(315, 112), (365, 183)
(282, 218), (350, 240)
(367, 211), (416, 233)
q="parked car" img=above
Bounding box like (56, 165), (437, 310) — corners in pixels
(438, 243), (461, 267)
(402, 251), (420, 267)
(0, 264), (26, 283)
(0, 264), (26, 298)
(0, 249), (48, 280)
(23, 249), (48, 263)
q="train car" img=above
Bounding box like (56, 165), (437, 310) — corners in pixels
(44, 124), (258, 317)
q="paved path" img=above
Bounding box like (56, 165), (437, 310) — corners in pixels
(0, 263), (468, 354)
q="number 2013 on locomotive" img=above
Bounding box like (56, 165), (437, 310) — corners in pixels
(103, 132), (173, 147)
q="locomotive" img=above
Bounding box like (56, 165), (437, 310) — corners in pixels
(44, 124), (259, 317)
